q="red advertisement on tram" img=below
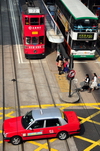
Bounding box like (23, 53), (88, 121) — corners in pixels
(21, 0), (45, 59)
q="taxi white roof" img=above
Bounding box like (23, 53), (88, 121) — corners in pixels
(60, 0), (98, 20)
(32, 107), (62, 120)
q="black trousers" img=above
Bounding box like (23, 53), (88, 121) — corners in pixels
(58, 67), (62, 74)
(82, 85), (89, 90)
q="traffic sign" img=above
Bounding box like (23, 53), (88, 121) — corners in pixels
(68, 70), (76, 78)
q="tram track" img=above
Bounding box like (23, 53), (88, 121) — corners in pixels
(28, 59), (69, 151)
(9, 0), (71, 150)
(27, 58), (73, 151)
(0, 0), (80, 151)
(40, 59), (56, 106)
(0, 0), (6, 150)
(0, 0), (72, 150)
(0, 0), (24, 151)
(29, 59), (58, 107)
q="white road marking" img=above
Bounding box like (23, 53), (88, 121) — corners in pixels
(9, 0), (22, 63)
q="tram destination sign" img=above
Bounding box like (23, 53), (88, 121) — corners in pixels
(77, 33), (94, 39)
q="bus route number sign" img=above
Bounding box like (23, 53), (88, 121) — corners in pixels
(77, 33), (94, 39)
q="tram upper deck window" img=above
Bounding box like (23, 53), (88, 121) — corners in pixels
(30, 18), (39, 25)
(32, 37), (38, 45)
(25, 17), (29, 25)
(26, 37), (31, 44)
(40, 17), (44, 25)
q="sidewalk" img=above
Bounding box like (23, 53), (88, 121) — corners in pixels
(46, 50), (80, 103)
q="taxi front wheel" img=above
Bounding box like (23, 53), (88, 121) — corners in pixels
(57, 131), (68, 140)
(11, 136), (22, 145)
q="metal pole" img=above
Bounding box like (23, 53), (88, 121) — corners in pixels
(69, 55), (74, 70)
(68, 79), (72, 97)
(68, 55), (74, 97)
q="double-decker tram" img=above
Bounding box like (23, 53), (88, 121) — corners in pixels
(44, 0), (98, 58)
(20, 0), (45, 59)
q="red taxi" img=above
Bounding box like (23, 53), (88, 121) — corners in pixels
(2, 107), (80, 145)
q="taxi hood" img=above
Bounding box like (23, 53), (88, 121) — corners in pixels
(3, 116), (24, 133)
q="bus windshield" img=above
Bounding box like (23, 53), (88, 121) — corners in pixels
(72, 41), (96, 50)
(73, 19), (98, 32)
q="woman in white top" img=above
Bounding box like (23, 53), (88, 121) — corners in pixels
(88, 73), (98, 92)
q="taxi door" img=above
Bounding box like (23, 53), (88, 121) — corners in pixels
(23, 120), (45, 140)
(43, 118), (61, 138)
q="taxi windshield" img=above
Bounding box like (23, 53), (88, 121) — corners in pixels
(22, 111), (34, 129)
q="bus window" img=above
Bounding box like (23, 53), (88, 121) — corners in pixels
(32, 37), (38, 45)
(72, 41), (78, 49)
(30, 18), (39, 25)
(39, 36), (44, 44)
(72, 41), (96, 50)
(26, 37), (31, 44)
(40, 17), (44, 25)
(73, 19), (98, 32)
(25, 17), (29, 25)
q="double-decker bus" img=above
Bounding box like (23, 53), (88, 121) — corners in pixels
(20, 0), (45, 59)
(44, 0), (98, 58)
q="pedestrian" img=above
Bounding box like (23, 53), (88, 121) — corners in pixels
(80, 74), (90, 91)
(57, 59), (63, 75)
(56, 52), (63, 65)
(63, 58), (69, 73)
(56, 52), (64, 75)
(88, 73), (98, 93)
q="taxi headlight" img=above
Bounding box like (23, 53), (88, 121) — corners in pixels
(3, 132), (7, 138)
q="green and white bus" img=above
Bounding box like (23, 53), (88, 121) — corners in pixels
(44, 0), (98, 58)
